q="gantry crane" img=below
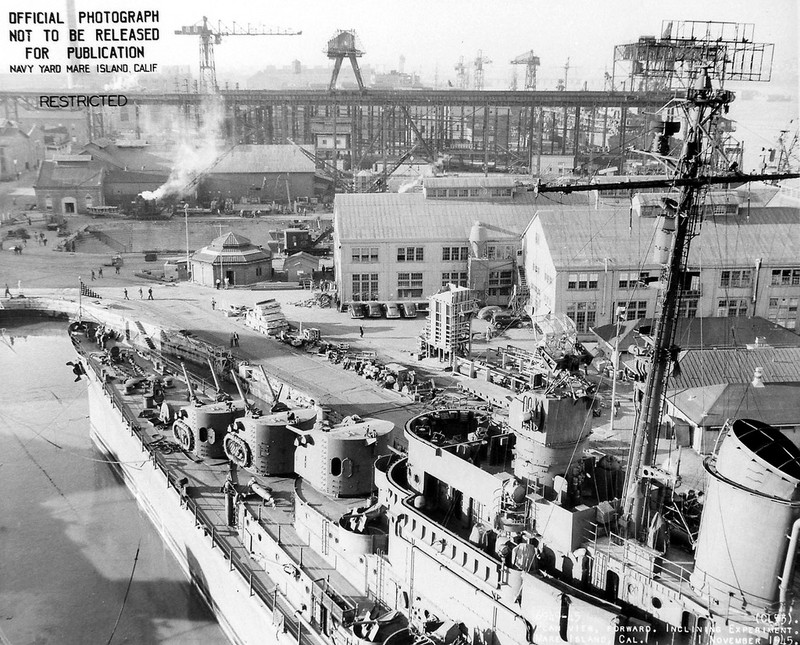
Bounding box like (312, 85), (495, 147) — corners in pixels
(175, 16), (302, 92)
(510, 50), (540, 90)
(326, 30), (366, 91)
(473, 50), (492, 90)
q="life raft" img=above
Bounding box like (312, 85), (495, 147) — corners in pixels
(224, 432), (252, 469)
(172, 420), (195, 452)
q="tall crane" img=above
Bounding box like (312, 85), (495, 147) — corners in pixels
(510, 50), (540, 90)
(175, 16), (302, 92)
(473, 50), (492, 90)
(454, 56), (468, 89)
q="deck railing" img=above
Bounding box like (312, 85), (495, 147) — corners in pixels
(74, 338), (320, 645)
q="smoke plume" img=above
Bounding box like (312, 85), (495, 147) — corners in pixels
(140, 96), (226, 202)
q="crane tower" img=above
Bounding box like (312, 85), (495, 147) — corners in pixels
(175, 16), (302, 92)
(473, 50), (492, 90)
(326, 30), (366, 91)
(510, 50), (540, 90)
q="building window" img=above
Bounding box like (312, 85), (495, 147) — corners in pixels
(615, 300), (648, 320)
(678, 298), (698, 318)
(352, 247), (378, 263)
(566, 302), (597, 333)
(717, 298), (748, 317)
(255, 266), (262, 277)
(442, 272), (468, 287)
(619, 271), (649, 289)
(771, 268), (800, 286)
(442, 246), (469, 262)
(768, 297), (799, 329)
(352, 273), (379, 301)
(488, 270), (513, 295)
(568, 273), (599, 290)
(398, 272), (423, 298)
(720, 269), (752, 288)
(397, 246), (424, 262)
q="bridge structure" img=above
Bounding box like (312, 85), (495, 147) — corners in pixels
(0, 88), (675, 175)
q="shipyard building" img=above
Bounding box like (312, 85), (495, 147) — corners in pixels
(333, 177), (531, 307)
(335, 176), (800, 336)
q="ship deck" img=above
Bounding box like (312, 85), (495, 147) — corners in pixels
(75, 329), (379, 625)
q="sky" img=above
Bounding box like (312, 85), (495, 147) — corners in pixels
(2, 0), (798, 165)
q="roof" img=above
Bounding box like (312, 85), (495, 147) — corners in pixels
(335, 193), (533, 242)
(424, 176), (518, 189)
(34, 160), (104, 189)
(284, 251), (319, 267)
(669, 383), (800, 427)
(592, 316), (800, 351)
(80, 142), (171, 172)
(209, 145), (316, 175)
(535, 204), (800, 268)
(0, 119), (29, 138)
(670, 346), (800, 390)
(191, 231), (272, 265)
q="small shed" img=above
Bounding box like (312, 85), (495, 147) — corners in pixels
(190, 231), (272, 288)
(283, 251), (319, 282)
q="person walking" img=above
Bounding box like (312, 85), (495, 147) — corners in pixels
(139, 287), (143, 299)
(147, 287), (153, 300)
(359, 326), (364, 338)
(233, 331), (239, 347)
(4, 283), (11, 298)
(98, 267), (103, 278)
(230, 332), (235, 348)
(114, 265), (119, 274)
(91, 270), (95, 281)
(123, 288), (129, 300)
(211, 298), (216, 310)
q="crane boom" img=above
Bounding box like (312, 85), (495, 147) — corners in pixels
(175, 16), (301, 92)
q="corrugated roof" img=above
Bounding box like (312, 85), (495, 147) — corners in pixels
(592, 316), (800, 350)
(537, 205), (800, 268)
(35, 160), (104, 188)
(424, 176), (517, 189)
(669, 383), (800, 427)
(210, 145), (316, 175)
(670, 346), (800, 390)
(335, 193), (533, 241)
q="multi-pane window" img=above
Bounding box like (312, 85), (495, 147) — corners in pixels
(717, 298), (748, 317)
(771, 268), (800, 286)
(768, 297), (799, 329)
(567, 273), (599, 290)
(678, 298), (699, 318)
(442, 246), (469, 262)
(398, 272), (423, 298)
(567, 302), (597, 333)
(442, 272), (468, 287)
(619, 271), (649, 289)
(397, 246), (424, 262)
(614, 301), (648, 320)
(351, 247), (378, 263)
(720, 269), (752, 288)
(488, 270), (513, 297)
(351, 274), (379, 301)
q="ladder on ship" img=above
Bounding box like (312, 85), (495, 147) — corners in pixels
(134, 320), (157, 351)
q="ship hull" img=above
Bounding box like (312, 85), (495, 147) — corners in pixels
(85, 369), (297, 645)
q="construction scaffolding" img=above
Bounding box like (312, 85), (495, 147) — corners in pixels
(421, 286), (474, 363)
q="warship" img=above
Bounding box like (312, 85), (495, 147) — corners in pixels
(67, 39), (800, 645)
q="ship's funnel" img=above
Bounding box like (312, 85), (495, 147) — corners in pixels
(691, 419), (800, 611)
